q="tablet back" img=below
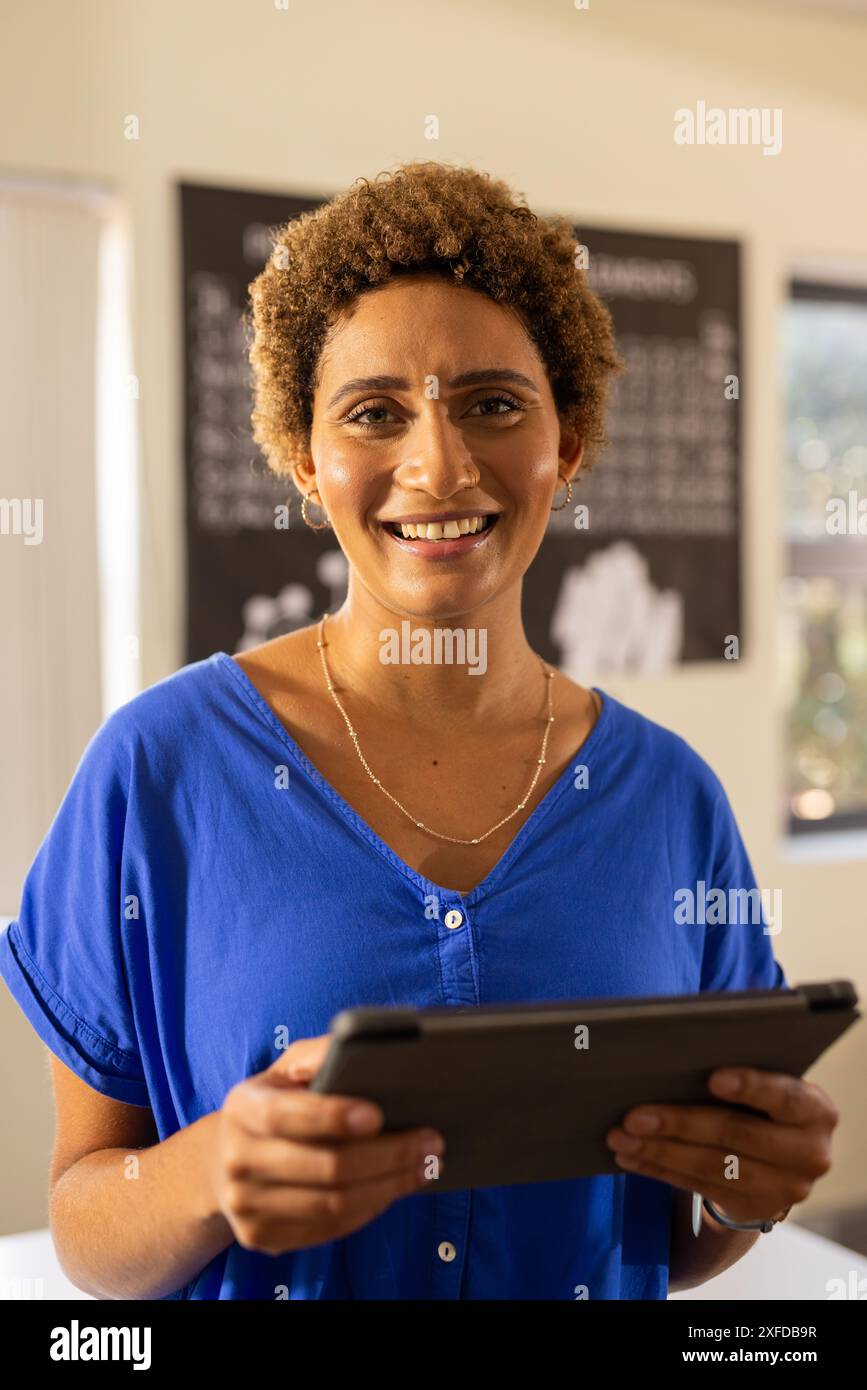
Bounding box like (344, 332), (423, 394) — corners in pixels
(311, 982), (859, 1191)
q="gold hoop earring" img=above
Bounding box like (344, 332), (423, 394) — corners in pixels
(550, 472), (573, 511)
(301, 492), (331, 531)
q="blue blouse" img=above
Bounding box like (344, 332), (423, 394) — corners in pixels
(0, 652), (786, 1300)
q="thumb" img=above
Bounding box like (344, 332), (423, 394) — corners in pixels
(264, 1033), (332, 1088)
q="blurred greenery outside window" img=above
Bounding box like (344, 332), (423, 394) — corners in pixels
(782, 283), (867, 835)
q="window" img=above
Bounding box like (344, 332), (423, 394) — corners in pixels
(782, 281), (867, 835)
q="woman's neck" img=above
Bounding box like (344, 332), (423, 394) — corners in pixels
(319, 584), (550, 730)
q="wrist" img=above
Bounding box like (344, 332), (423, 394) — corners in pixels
(188, 1110), (229, 1226)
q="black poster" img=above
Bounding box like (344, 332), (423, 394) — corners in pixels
(181, 183), (741, 673)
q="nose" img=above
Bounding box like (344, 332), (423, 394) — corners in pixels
(392, 402), (478, 498)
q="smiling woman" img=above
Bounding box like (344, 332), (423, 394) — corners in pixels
(0, 162), (838, 1305)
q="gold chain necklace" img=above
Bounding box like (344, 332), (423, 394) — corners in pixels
(316, 612), (556, 845)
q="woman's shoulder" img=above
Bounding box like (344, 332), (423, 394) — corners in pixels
(229, 624), (326, 730)
(231, 624), (319, 689)
(83, 651), (233, 776)
(590, 685), (730, 805)
(94, 628), (321, 768)
(66, 626), (323, 791)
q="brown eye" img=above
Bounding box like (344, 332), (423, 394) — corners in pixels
(344, 402), (397, 428)
(467, 393), (525, 418)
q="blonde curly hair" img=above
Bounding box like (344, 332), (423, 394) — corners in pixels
(247, 161), (623, 481)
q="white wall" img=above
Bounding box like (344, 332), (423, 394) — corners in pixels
(1, 0), (865, 1234)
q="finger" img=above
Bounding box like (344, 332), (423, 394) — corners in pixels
(707, 1069), (838, 1128)
(226, 1127), (445, 1189)
(231, 1164), (432, 1253)
(230, 1076), (384, 1141)
(608, 1135), (814, 1210)
(614, 1104), (834, 1177)
(264, 1035), (332, 1087)
(607, 1151), (764, 1216)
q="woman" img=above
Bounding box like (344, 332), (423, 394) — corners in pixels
(0, 163), (838, 1301)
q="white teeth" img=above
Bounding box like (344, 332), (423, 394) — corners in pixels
(396, 514), (490, 540)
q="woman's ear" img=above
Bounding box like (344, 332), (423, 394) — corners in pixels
(291, 453), (319, 502)
(559, 424), (585, 483)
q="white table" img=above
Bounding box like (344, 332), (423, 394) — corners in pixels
(668, 1219), (867, 1300)
(1, 1222), (864, 1300)
(0, 1228), (93, 1300)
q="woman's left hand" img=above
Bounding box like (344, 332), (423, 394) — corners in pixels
(605, 1067), (840, 1223)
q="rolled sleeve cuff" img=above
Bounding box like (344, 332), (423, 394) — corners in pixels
(0, 922), (150, 1107)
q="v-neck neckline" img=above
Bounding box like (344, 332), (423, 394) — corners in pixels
(214, 650), (614, 905)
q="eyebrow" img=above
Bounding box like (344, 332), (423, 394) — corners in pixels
(326, 368), (540, 412)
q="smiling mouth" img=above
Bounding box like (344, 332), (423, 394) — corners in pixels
(382, 514), (499, 544)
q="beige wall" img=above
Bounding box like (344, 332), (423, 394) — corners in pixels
(1, 0), (865, 1235)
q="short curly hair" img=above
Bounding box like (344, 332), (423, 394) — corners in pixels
(247, 161), (624, 481)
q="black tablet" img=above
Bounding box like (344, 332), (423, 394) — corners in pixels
(311, 981), (860, 1191)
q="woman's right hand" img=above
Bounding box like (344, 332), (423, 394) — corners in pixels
(208, 1034), (445, 1255)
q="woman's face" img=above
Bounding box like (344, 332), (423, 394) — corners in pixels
(302, 273), (582, 622)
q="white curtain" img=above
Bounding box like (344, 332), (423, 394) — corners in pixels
(0, 181), (111, 913)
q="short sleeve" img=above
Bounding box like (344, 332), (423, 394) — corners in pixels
(699, 786), (788, 994)
(0, 714), (149, 1105)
